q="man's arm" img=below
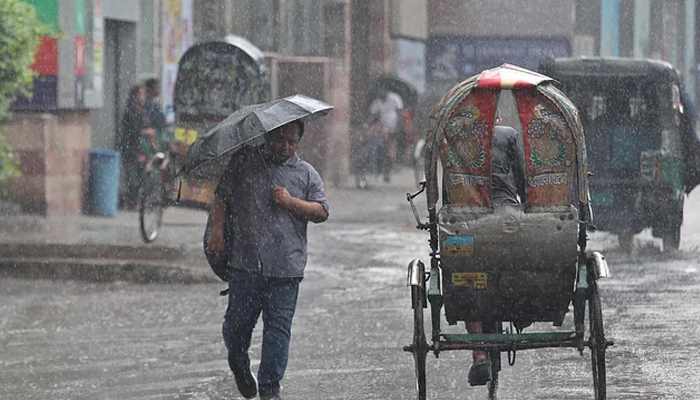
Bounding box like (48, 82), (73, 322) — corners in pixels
(511, 133), (527, 202)
(273, 186), (328, 223)
(205, 194), (227, 255)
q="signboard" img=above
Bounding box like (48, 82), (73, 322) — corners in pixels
(162, 0), (194, 114)
(427, 37), (571, 81)
(395, 38), (426, 94)
(84, 0), (104, 108)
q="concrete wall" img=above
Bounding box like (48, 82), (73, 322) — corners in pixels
(391, 0), (427, 40)
(429, 0), (575, 38)
(4, 112), (91, 216)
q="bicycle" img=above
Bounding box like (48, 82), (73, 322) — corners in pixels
(138, 152), (173, 242)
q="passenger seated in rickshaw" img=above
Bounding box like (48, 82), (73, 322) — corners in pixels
(467, 111), (527, 386)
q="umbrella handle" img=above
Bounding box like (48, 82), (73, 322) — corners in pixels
(256, 147), (276, 188)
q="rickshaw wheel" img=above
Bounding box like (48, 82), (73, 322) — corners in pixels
(588, 283), (607, 400)
(411, 285), (428, 400)
(139, 169), (165, 243)
(484, 322), (502, 400)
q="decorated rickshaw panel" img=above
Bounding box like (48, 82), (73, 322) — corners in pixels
(425, 77), (480, 208)
(538, 84), (589, 204)
(439, 89), (499, 208)
(514, 89), (576, 209)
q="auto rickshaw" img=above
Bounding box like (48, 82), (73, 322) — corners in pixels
(404, 64), (612, 399)
(539, 57), (700, 251)
(138, 35), (270, 242)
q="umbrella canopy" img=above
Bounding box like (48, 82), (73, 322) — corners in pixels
(179, 94), (333, 177)
(368, 73), (419, 110)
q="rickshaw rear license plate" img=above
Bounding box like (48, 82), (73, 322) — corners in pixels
(442, 235), (475, 257)
(592, 192), (613, 205)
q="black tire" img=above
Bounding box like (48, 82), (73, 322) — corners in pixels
(139, 169), (165, 243)
(663, 197), (683, 251)
(618, 233), (633, 253)
(589, 283), (607, 400)
(485, 322), (502, 400)
(411, 285), (428, 400)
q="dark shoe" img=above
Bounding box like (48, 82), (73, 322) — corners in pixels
(259, 391), (282, 400)
(231, 367), (257, 399)
(468, 359), (491, 386)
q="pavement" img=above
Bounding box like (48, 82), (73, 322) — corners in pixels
(0, 166), (423, 284)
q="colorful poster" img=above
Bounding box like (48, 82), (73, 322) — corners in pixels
(82, 0), (103, 108)
(162, 0), (194, 112)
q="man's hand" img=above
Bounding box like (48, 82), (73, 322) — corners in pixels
(206, 227), (224, 257)
(272, 185), (328, 223)
(272, 185), (293, 209)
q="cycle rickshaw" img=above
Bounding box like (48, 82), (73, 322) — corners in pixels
(404, 64), (613, 399)
(139, 35), (270, 242)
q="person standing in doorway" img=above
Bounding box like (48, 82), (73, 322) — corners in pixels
(206, 121), (329, 400)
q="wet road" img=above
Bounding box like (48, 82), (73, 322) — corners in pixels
(3, 186), (700, 399)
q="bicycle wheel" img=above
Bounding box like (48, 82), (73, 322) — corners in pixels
(411, 285), (428, 400)
(139, 169), (165, 243)
(589, 283), (606, 400)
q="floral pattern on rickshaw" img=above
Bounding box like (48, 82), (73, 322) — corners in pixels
(527, 103), (573, 170)
(530, 139), (567, 168)
(444, 105), (489, 169)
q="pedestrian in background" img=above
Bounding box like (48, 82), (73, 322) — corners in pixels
(144, 78), (166, 130)
(117, 84), (154, 210)
(140, 78), (171, 161)
(206, 120), (329, 400)
(368, 88), (404, 183)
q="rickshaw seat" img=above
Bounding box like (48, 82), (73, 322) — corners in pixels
(437, 204), (579, 326)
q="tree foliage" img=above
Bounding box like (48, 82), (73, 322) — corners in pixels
(0, 0), (46, 124)
(0, 0), (47, 187)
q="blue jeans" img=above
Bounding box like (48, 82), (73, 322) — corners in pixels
(223, 269), (302, 395)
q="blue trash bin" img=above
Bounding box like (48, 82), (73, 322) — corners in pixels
(85, 149), (121, 217)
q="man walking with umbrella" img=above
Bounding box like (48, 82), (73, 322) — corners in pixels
(206, 119), (329, 399)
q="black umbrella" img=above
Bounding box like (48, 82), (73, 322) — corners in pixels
(179, 94), (333, 179)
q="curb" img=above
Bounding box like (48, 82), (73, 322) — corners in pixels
(0, 258), (219, 284)
(0, 243), (188, 261)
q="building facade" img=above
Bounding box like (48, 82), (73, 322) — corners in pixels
(5, 0), (433, 214)
(424, 0), (575, 118)
(574, 0), (696, 104)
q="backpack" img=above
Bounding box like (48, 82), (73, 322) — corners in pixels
(203, 207), (232, 282)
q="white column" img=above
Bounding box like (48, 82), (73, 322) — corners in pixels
(633, 0), (650, 58)
(684, 0), (695, 98)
